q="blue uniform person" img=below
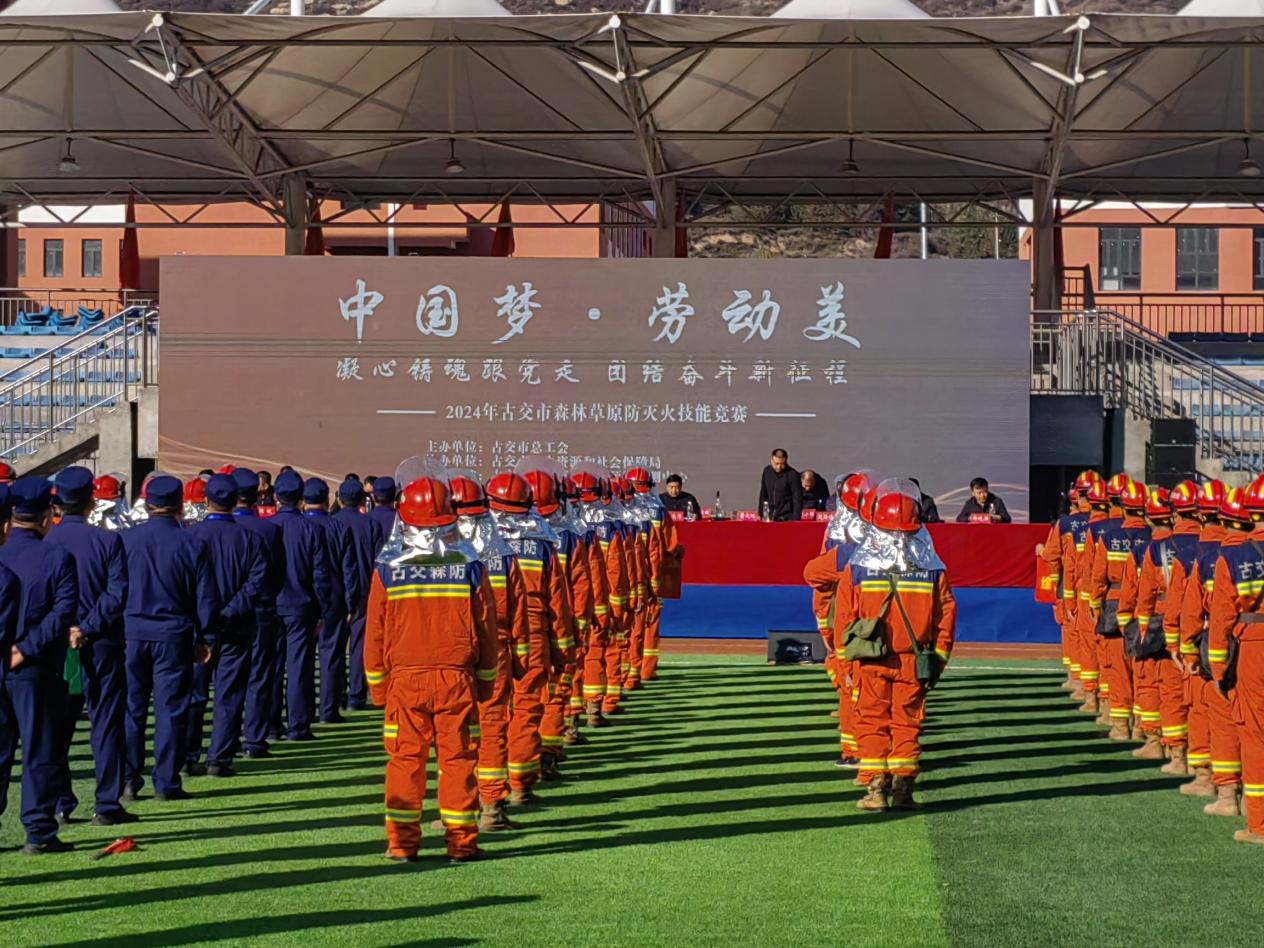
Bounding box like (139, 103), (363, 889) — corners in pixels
(368, 477), (398, 550)
(0, 477), (79, 853)
(46, 467), (136, 826)
(188, 475), (267, 776)
(333, 477), (383, 712)
(231, 467), (286, 758)
(120, 476), (218, 801)
(273, 471), (333, 741)
(303, 477), (355, 724)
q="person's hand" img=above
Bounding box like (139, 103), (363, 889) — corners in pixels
(68, 627), (85, 650)
(194, 643), (213, 665)
(9, 646), (24, 670)
(991, 513), (1003, 522)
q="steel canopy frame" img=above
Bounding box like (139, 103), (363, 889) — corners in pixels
(2, 11), (1264, 230)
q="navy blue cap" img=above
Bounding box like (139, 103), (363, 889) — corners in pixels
(231, 467), (259, 504)
(53, 466), (95, 507)
(303, 477), (329, 504)
(372, 476), (397, 503)
(0, 484), (10, 521)
(145, 474), (183, 509)
(338, 477), (366, 506)
(274, 470), (303, 503)
(10, 474), (54, 518)
(206, 473), (239, 509)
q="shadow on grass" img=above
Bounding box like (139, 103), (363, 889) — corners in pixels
(47, 895), (534, 946)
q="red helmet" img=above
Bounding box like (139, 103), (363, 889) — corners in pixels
(1068, 486), (1079, 504)
(1244, 473), (1264, 514)
(1146, 486), (1172, 520)
(216, 464), (236, 475)
(840, 472), (873, 513)
(1119, 479), (1147, 512)
(523, 470), (560, 516)
(1074, 470), (1102, 494)
(0, 461), (14, 484)
(448, 475), (488, 516)
(570, 471), (600, 502)
(1106, 473), (1131, 500)
(486, 473), (533, 513)
(1196, 479), (1226, 515)
(613, 477), (633, 502)
(1220, 486), (1250, 525)
(183, 478), (207, 504)
(398, 476), (456, 528)
(872, 489), (921, 533)
(93, 475), (123, 502)
(626, 467), (653, 493)
(1169, 479), (1199, 514)
(1085, 478), (1109, 507)
(857, 488), (879, 524)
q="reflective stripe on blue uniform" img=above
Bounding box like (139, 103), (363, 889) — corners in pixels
(119, 516), (217, 795)
(0, 529), (78, 842)
(334, 506), (384, 710)
(233, 506), (286, 752)
(272, 506), (334, 739)
(45, 514), (129, 816)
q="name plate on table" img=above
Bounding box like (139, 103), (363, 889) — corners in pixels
(736, 510), (761, 522)
(968, 513), (992, 524)
(668, 510), (686, 522)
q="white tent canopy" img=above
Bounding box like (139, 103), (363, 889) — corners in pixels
(2, 12), (1264, 214)
(771, 0), (929, 18)
(359, 0), (512, 17)
(0, 0), (121, 14)
(1178, 0), (1264, 15)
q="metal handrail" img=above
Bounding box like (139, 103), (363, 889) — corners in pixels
(0, 305), (150, 385)
(0, 309), (159, 462)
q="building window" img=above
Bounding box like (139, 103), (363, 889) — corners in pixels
(43, 239), (64, 278)
(1176, 227), (1218, 291)
(82, 239), (103, 279)
(16, 239), (25, 277)
(1255, 227), (1264, 291)
(1098, 227), (1141, 291)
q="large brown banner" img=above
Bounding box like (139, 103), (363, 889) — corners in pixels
(160, 256), (1030, 517)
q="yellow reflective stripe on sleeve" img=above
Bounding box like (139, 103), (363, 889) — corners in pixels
(513, 644), (530, 657)
(1062, 590), (1076, 600)
(594, 605), (609, 616)
(576, 618), (590, 630)
(1236, 580), (1264, 595)
(609, 595), (628, 606)
(555, 636), (576, 649)
(476, 667), (497, 682)
(383, 724), (399, 738)
(366, 670), (386, 684)
(1208, 650), (1230, 661)
(644, 648), (661, 656)
(1180, 643), (1199, 655)
(935, 648), (950, 661)
(1116, 613), (1133, 625)
(1205, 580), (1215, 591)
(1164, 632), (1179, 645)
(1075, 543), (1086, 552)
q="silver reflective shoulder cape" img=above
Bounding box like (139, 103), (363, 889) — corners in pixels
(848, 525), (945, 574)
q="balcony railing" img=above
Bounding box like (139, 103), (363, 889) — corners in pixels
(0, 288), (158, 328)
(1060, 268), (1264, 338)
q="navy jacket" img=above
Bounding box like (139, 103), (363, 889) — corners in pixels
(272, 506), (334, 619)
(0, 562), (19, 663)
(368, 505), (396, 553)
(333, 507), (383, 615)
(0, 528), (79, 672)
(45, 513), (128, 646)
(233, 506), (286, 619)
(188, 513), (268, 644)
(119, 516), (217, 645)
(304, 509), (352, 617)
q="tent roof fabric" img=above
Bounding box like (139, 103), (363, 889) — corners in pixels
(359, 0), (513, 17)
(771, 0), (930, 18)
(1178, 0), (1264, 15)
(0, 0), (121, 14)
(2, 11), (1264, 209)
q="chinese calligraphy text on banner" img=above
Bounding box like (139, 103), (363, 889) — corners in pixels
(159, 257), (1030, 515)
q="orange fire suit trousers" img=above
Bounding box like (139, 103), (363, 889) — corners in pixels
(627, 608), (647, 690)
(508, 663), (547, 792)
(1159, 657), (1189, 748)
(1132, 657), (1162, 736)
(569, 641), (586, 726)
(583, 625), (608, 710)
(474, 670), (511, 806)
(1187, 669), (1211, 771)
(603, 624), (628, 714)
(1063, 612), (1081, 682)
(1235, 638), (1264, 835)
(1101, 636), (1132, 724)
(840, 663), (859, 759)
(540, 667), (571, 759)
(383, 668), (479, 859)
(856, 653), (926, 783)
(642, 600), (662, 681)
(1208, 677), (1242, 788)
(1077, 622), (1101, 694)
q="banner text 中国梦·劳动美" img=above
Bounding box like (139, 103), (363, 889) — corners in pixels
(159, 257), (1030, 511)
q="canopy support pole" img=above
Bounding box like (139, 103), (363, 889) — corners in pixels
(283, 173), (307, 256)
(653, 178), (677, 257)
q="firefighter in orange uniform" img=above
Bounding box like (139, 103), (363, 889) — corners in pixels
(614, 477), (651, 694)
(1219, 474), (1264, 844)
(364, 476), (498, 863)
(1073, 478), (1111, 714)
(804, 472), (872, 767)
(1042, 472), (1095, 695)
(1088, 478), (1151, 741)
(836, 480), (955, 811)
(1132, 480), (1200, 773)
(627, 467), (675, 683)
(590, 478), (631, 717)
(1177, 479), (1227, 798)
(449, 473), (528, 831)
(572, 471), (615, 727)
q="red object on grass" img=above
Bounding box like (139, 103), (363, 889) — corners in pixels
(93, 837), (138, 860)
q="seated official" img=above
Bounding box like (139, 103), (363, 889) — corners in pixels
(910, 478), (941, 524)
(955, 477), (1012, 524)
(659, 474), (702, 520)
(801, 470), (830, 512)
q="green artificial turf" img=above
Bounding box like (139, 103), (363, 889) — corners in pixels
(1, 655), (1259, 946)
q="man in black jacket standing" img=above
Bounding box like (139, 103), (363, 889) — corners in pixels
(757, 449), (803, 522)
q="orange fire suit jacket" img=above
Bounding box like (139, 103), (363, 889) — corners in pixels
(1074, 510), (1109, 631)
(364, 557), (500, 705)
(484, 552), (531, 682)
(1208, 531), (1264, 683)
(556, 529), (593, 643)
(585, 527), (611, 630)
(505, 537), (575, 672)
(1132, 519), (1200, 656)
(591, 521), (629, 624)
(1088, 514), (1152, 626)
(835, 565), (956, 662)
(804, 540), (861, 643)
(1179, 523), (1226, 662)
